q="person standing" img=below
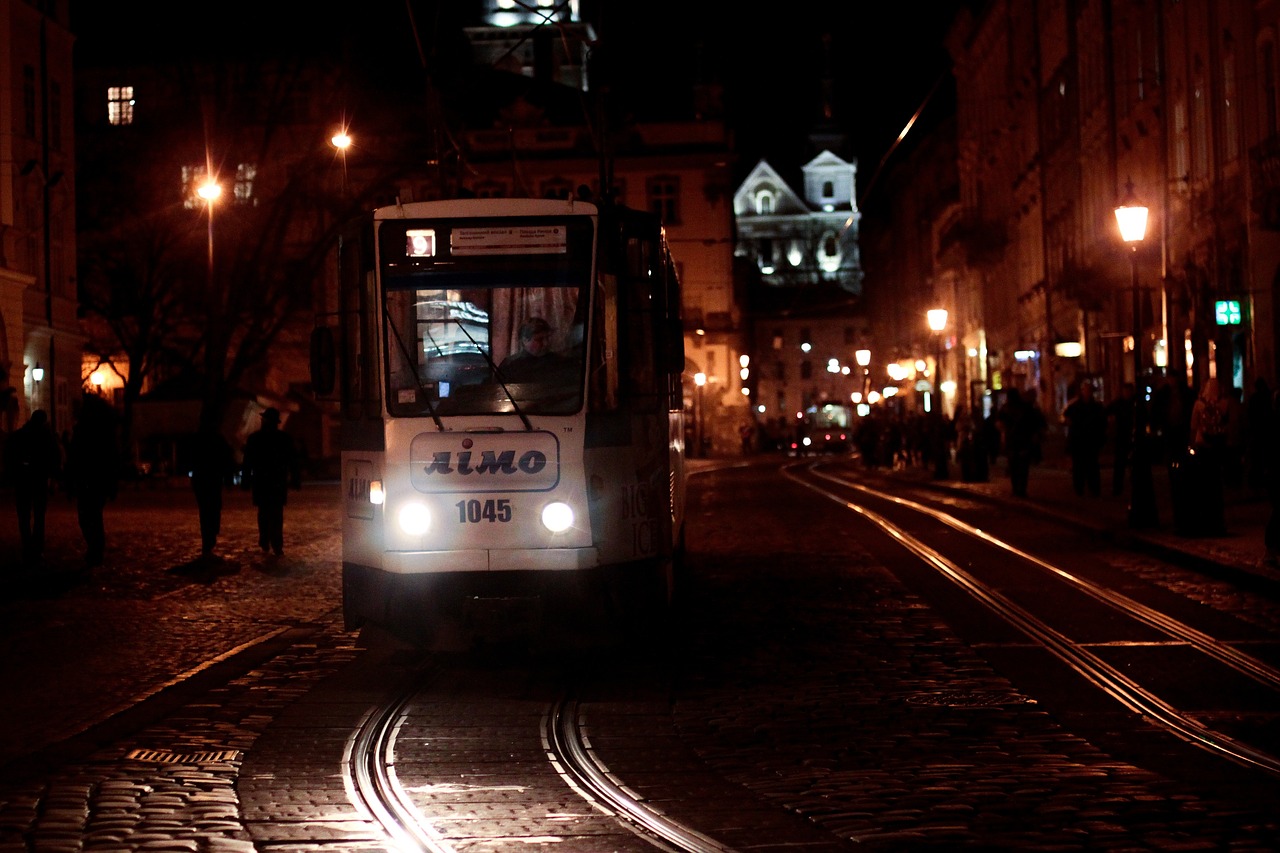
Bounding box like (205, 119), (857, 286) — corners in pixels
(67, 395), (120, 568)
(190, 424), (235, 558)
(1061, 380), (1107, 497)
(997, 388), (1046, 498)
(1106, 382), (1135, 496)
(240, 407), (299, 556)
(4, 410), (61, 566)
(1245, 378), (1273, 495)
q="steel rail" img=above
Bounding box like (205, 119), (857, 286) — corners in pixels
(811, 464), (1280, 690)
(785, 463), (1280, 778)
(545, 697), (739, 853)
(347, 683), (454, 853)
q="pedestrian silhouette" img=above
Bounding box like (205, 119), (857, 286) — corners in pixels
(240, 407), (300, 556)
(1188, 377), (1229, 536)
(1246, 378), (1273, 494)
(190, 424), (235, 558)
(997, 389), (1046, 498)
(1265, 389), (1280, 566)
(67, 395), (120, 568)
(1062, 380), (1107, 497)
(4, 409), (61, 567)
(1106, 382), (1135, 496)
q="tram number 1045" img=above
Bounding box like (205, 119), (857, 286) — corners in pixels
(455, 499), (513, 523)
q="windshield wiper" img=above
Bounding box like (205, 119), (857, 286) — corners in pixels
(453, 322), (534, 431)
(382, 305), (445, 431)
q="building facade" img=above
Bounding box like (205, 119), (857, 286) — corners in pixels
(733, 150), (866, 446)
(869, 0), (1280, 441)
(0, 0), (78, 436)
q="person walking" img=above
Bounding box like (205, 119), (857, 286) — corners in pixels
(190, 423), (235, 558)
(1265, 388), (1280, 567)
(4, 409), (61, 566)
(997, 388), (1046, 498)
(67, 395), (120, 568)
(240, 407), (300, 556)
(1106, 382), (1135, 496)
(1062, 380), (1107, 497)
(1189, 377), (1229, 536)
(1246, 378), (1273, 495)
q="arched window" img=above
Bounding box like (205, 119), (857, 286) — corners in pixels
(822, 180), (833, 198)
(818, 231), (841, 273)
(755, 189), (775, 215)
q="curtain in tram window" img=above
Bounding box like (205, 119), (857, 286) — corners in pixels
(491, 288), (578, 364)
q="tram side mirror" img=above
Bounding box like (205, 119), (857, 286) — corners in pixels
(310, 326), (336, 395)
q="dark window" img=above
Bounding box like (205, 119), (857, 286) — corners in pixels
(50, 81), (61, 151)
(23, 66), (36, 136)
(800, 360), (812, 379)
(647, 175), (680, 224)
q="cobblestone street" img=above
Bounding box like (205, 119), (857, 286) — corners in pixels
(0, 482), (347, 770)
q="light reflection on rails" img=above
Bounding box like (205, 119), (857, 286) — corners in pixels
(545, 697), (739, 853)
(787, 461), (1280, 778)
(344, 680), (739, 852)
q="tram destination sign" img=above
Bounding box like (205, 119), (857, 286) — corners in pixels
(451, 225), (567, 256)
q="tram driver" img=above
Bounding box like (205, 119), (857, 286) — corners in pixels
(499, 317), (572, 383)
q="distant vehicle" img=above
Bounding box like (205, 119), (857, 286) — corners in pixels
(788, 403), (853, 455)
(311, 197), (687, 644)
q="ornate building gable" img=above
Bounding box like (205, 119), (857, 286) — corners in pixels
(733, 155), (863, 295)
(801, 150), (858, 212)
(733, 161), (810, 218)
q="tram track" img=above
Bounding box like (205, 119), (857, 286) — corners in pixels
(345, 669), (742, 852)
(786, 460), (1280, 779)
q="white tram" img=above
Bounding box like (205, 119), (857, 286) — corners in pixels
(311, 198), (687, 641)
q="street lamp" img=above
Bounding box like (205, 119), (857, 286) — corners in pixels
(855, 348), (871, 404)
(1114, 180), (1158, 528)
(927, 308), (949, 479)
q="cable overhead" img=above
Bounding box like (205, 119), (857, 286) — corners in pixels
(857, 71), (947, 211)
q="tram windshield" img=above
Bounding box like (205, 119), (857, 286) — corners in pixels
(379, 217), (593, 417)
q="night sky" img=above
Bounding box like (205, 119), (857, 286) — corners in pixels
(70, 2), (968, 186)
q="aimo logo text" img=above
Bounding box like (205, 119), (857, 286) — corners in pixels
(422, 449), (547, 476)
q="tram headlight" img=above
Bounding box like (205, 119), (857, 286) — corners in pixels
(398, 502), (431, 536)
(541, 501), (574, 533)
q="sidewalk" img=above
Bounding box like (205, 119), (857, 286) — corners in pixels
(887, 442), (1280, 591)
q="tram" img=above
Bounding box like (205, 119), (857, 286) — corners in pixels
(310, 197), (687, 641)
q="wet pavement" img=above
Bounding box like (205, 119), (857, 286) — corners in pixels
(0, 446), (1276, 850)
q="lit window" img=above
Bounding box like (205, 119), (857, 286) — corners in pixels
(108, 86), (135, 126)
(755, 190), (775, 215)
(234, 163), (257, 203)
(181, 165), (207, 209)
(819, 231), (841, 272)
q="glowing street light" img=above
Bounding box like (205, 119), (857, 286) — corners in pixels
(1114, 179), (1158, 528)
(693, 372), (707, 458)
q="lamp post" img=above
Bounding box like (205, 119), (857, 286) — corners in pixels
(855, 348), (871, 402)
(1114, 180), (1158, 528)
(197, 177), (221, 282)
(693, 371), (707, 458)
(927, 308), (949, 479)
